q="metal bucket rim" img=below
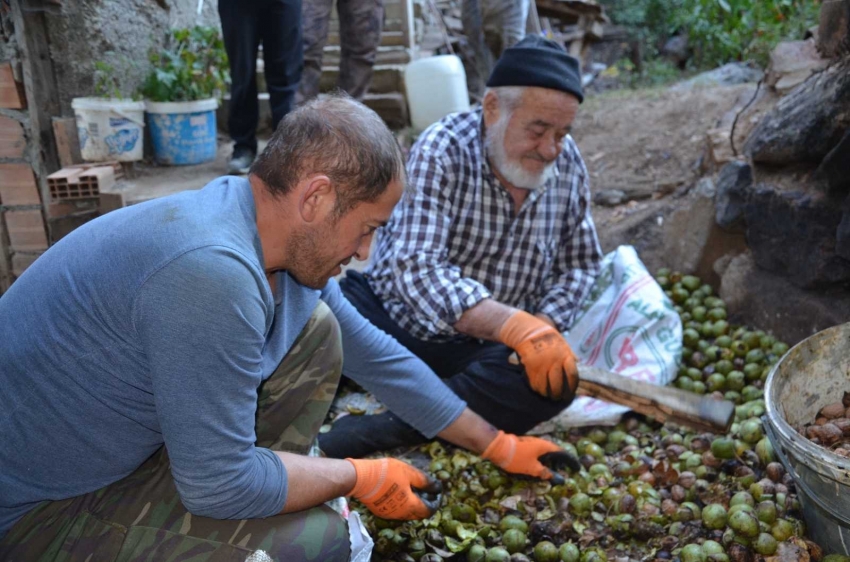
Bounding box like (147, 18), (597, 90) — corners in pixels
(764, 322), (850, 472)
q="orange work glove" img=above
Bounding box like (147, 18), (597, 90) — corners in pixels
(481, 431), (580, 483)
(499, 310), (578, 400)
(346, 458), (442, 520)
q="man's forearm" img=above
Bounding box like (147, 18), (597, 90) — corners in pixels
(274, 452), (356, 513)
(436, 407), (499, 455)
(453, 298), (516, 341)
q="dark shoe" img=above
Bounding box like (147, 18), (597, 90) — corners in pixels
(318, 412), (428, 458)
(228, 147), (256, 175)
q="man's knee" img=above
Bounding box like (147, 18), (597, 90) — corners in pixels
(260, 505), (351, 561)
(287, 301), (342, 381)
(305, 301), (343, 379)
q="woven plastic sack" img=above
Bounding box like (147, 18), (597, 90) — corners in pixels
(531, 245), (683, 432)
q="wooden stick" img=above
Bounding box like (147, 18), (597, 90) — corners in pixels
(508, 354), (734, 433)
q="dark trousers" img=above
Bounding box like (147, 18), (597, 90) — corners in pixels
(219, 0), (303, 153)
(318, 271), (572, 459)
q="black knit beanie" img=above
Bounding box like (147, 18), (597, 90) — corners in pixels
(486, 35), (584, 103)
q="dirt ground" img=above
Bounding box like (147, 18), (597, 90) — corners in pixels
(571, 84), (756, 244)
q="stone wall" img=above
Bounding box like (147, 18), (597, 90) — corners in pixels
(45, 0), (221, 116)
(0, 3), (50, 287)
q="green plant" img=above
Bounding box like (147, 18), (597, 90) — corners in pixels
(675, 0), (822, 68)
(94, 61), (121, 98)
(93, 57), (141, 99)
(141, 26), (229, 102)
(599, 0), (822, 74)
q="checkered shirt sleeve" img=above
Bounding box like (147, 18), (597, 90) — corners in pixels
(383, 130), (493, 337)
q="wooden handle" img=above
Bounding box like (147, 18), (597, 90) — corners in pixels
(508, 354), (734, 433)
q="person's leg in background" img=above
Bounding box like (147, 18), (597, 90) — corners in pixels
(219, 0), (262, 174)
(297, 0), (335, 105)
(261, 0), (305, 132)
(0, 303), (350, 562)
(484, 0), (527, 52)
(461, 0), (494, 99)
(337, 0), (384, 100)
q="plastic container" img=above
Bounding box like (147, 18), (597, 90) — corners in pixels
(404, 55), (470, 131)
(72, 97), (145, 162)
(764, 322), (850, 555)
(145, 98), (219, 165)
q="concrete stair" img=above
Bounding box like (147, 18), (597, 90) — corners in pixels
(219, 0), (413, 132)
(218, 90), (409, 133)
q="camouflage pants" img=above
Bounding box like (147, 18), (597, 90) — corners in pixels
(462, 0), (528, 96)
(0, 302), (349, 562)
(296, 0), (383, 102)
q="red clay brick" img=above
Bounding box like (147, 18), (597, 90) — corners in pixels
(0, 115), (25, 159)
(0, 62), (26, 109)
(0, 163), (40, 206)
(5, 209), (48, 251)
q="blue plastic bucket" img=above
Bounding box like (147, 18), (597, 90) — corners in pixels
(145, 99), (218, 165)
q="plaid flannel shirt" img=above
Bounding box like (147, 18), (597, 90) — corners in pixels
(364, 107), (602, 341)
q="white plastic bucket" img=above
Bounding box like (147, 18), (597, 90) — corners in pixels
(405, 55), (470, 131)
(71, 97), (145, 162)
(145, 99), (219, 166)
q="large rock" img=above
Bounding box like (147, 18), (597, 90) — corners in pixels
(817, 0), (850, 58)
(765, 39), (829, 95)
(814, 128), (850, 196)
(661, 178), (748, 285)
(838, 198), (850, 261)
(743, 59), (850, 165)
(719, 252), (850, 345)
(744, 184), (850, 287)
(596, 203), (669, 275)
(663, 178), (716, 274)
(714, 161), (751, 231)
(671, 62), (763, 91)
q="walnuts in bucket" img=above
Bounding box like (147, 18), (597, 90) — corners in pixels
(799, 392), (850, 457)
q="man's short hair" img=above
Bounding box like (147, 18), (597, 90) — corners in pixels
(485, 86), (526, 114)
(250, 93), (406, 217)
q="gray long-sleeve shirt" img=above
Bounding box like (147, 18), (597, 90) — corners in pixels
(0, 176), (466, 537)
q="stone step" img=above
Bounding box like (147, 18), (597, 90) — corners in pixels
(328, 30), (405, 47)
(319, 64), (405, 94)
(328, 17), (404, 33)
(321, 46), (411, 66)
(328, 0), (404, 20)
(254, 61), (405, 95)
(361, 92), (408, 129)
(217, 91), (409, 134)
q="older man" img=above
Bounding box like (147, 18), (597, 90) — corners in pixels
(0, 95), (574, 561)
(320, 36), (603, 459)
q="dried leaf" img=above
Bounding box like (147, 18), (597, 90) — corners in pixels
(536, 508), (556, 521)
(499, 495), (522, 510)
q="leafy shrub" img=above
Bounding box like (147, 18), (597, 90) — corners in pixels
(676, 0), (822, 68)
(599, 0), (822, 70)
(141, 26), (229, 102)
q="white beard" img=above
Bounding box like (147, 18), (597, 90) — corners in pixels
(485, 114), (557, 190)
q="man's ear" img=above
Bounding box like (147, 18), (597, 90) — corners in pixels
(482, 90), (500, 128)
(299, 174), (334, 223)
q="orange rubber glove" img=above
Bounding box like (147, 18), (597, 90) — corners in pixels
(346, 458), (442, 520)
(499, 310), (578, 400)
(481, 431), (580, 483)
